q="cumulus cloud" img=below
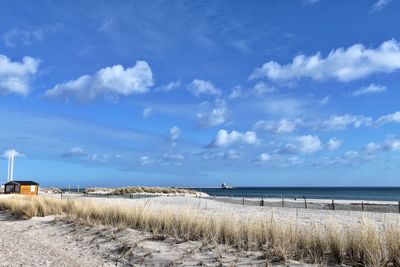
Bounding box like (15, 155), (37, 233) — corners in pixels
(319, 115), (372, 131)
(371, 0), (392, 12)
(254, 119), (297, 134)
(45, 60), (153, 101)
(376, 111), (400, 125)
(351, 84), (387, 97)
(283, 135), (322, 154)
(139, 156), (153, 166)
(0, 54), (39, 96)
(197, 100), (227, 127)
(209, 129), (257, 148)
(169, 126), (180, 140)
(187, 79), (221, 97)
(253, 81), (276, 95)
(250, 39), (400, 82)
(326, 137), (343, 151)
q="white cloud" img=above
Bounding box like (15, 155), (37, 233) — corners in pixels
(254, 119), (297, 134)
(321, 95), (330, 105)
(383, 139), (400, 151)
(250, 39), (400, 82)
(371, 0), (392, 12)
(197, 100), (227, 127)
(326, 137), (343, 151)
(259, 153), (272, 162)
(45, 60), (153, 101)
(376, 111), (400, 125)
(351, 84), (387, 97)
(156, 79), (181, 92)
(2, 149), (25, 158)
(169, 126), (180, 140)
(2, 28), (44, 47)
(320, 115), (372, 131)
(61, 146), (85, 158)
(296, 135), (322, 153)
(209, 129), (257, 147)
(139, 156), (153, 165)
(143, 107), (152, 118)
(0, 54), (39, 96)
(364, 142), (381, 153)
(187, 79), (221, 97)
(253, 81), (276, 95)
(283, 135), (322, 154)
(228, 86), (243, 99)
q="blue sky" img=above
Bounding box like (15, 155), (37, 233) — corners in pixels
(1, 0), (400, 187)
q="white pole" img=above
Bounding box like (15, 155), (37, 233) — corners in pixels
(7, 152), (11, 182)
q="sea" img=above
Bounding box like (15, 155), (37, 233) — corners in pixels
(191, 187), (400, 201)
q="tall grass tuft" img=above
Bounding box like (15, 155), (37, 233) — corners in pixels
(0, 196), (399, 266)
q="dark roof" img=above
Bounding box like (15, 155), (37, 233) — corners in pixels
(5, 181), (39, 185)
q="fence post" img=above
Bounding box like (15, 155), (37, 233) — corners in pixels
(398, 201), (400, 214)
(304, 197), (307, 209)
(261, 197), (264, 206)
(225, 196), (227, 203)
(242, 197), (245, 205)
(60, 192), (63, 199)
(332, 199), (335, 210)
(281, 195), (284, 207)
(362, 201), (364, 212)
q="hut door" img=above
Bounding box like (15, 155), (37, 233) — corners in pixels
(30, 185), (35, 192)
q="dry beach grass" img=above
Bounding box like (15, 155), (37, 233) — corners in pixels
(0, 196), (400, 266)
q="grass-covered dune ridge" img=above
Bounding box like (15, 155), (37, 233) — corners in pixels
(0, 196), (399, 266)
(84, 186), (198, 195)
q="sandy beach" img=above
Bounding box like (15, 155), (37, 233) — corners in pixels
(0, 194), (399, 266)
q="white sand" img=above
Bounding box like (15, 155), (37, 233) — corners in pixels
(1, 195), (399, 266)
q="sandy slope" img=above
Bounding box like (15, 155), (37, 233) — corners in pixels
(0, 211), (306, 266)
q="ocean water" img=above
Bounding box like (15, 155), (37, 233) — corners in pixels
(193, 187), (400, 201)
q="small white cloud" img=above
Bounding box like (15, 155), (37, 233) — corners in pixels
(326, 137), (343, 151)
(0, 54), (39, 96)
(2, 28), (44, 47)
(351, 84), (387, 97)
(383, 138), (400, 151)
(376, 111), (400, 125)
(169, 126), (180, 141)
(302, 0), (320, 5)
(187, 79), (221, 97)
(228, 86), (243, 99)
(197, 100), (228, 128)
(156, 79), (181, 92)
(143, 107), (152, 118)
(250, 39), (400, 82)
(253, 81), (276, 96)
(209, 129), (257, 147)
(296, 135), (322, 153)
(162, 153), (184, 161)
(259, 153), (272, 162)
(321, 95), (330, 105)
(371, 0), (392, 12)
(254, 119), (297, 134)
(61, 146), (85, 158)
(320, 115), (372, 131)
(139, 156), (153, 165)
(45, 60), (153, 101)
(2, 149), (25, 158)
(364, 142), (381, 153)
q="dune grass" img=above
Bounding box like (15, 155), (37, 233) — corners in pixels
(0, 196), (399, 266)
(84, 186), (198, 195)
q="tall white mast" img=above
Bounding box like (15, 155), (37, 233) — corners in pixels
(7, 152), (11, 182)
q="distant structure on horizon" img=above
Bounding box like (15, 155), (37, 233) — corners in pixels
(221, 182), (235, 190)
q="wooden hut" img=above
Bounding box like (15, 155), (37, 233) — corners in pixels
(4, 181), (39, 196)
